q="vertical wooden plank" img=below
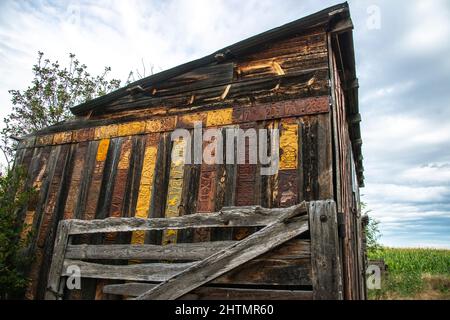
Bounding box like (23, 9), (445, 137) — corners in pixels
(16, 146), (34, 174)
(261, 120), (277, 209)
(12, 147), (35, 246)
(19, 148), (42, 240)
(95, 138), (122, 220)
(45, 220), (72, 300)
(130, 134), (159, 244)
(105, 137), (132, 243)
(178, 130), (200, 243)
(317, 113), (334, 199)
(84, 139), (110, 222)
(33, 145), (69, 297)
(162, 137), (186, 245)
(25, 146), (57, 300)
(193, 168), (216, 242)
(211, 127), (235, 241)
(72, 140), (109, 300)
(147, 133), (171, 245)
(327, 35), (347, 298)
(12, 147), (26, 169)
(233, 122), (258, 240)
(194, 125), (223, 242)
(20, 147), (50, 243)
(296, 119), (305, 204)
(309, 200), (343, 300)
(63, 142), (89, 220)
(276, 118), (300, 208)
(150, 133), (171, 218)
(122, 136), (146, 219)
(91, 137), (122, 299)
(74, 140), (99, 220)
(235, 123), (257, 207)
(36, 144), (73, 299)
(300, 116), (319, 201)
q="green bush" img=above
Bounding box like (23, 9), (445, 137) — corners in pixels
(0, 166), (36, 299)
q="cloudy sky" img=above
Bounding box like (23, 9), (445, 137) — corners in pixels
(0, 0), (449, 248)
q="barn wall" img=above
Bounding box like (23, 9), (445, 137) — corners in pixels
(12, 24), (367, 299)
(329, 45), (364, 300)
(16, 104), (334, 299)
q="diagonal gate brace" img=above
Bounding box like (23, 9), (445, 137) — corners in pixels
(135, 202), (309, 300)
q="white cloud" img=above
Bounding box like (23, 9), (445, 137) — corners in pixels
(400, 163), (450, 185)
(365, 183), (449, 204)
(362, 114), (450, 162)
(360, 81), (415, 105)
(401, 0), (450, 55)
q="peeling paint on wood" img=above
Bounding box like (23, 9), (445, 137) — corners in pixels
(131, 134), (159, 245)
(96, 139), (110, 162)
(206, 108), (233, 127)
(94, 124), (118, 140)
(280, 120), (299, 170)
(162, 138), (186, 245)
(117, 121), (145, 137)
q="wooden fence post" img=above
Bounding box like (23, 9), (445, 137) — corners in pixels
(309, 200), (343, 300)
(45, 220), (71, 300)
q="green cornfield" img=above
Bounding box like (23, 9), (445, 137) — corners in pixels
(368, 247), (450, 299)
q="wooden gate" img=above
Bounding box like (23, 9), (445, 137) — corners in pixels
(45, 200), (342, 300)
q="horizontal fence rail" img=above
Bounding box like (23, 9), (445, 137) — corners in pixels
(67, 205), (303, 235)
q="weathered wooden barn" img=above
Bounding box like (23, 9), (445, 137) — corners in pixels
(15, 2), (365, 300)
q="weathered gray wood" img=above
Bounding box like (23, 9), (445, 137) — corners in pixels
(65, 241), (237, 260)
(62, 260), (196, 282)
(103, 283), (313, 300)
(65, 239), (312, 286)
(317, 113), (334, 199)
(213, 257), (311, 286)
(309, 200), (343, 300)
(45, 220), (72, 300)
(62, 257), (311, 286)
(327, 33), (342, 213)
(135, 202), (308, 300)
(68, 205), (304, 235)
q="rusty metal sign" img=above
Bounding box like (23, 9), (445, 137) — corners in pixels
(206, 108), (233, 127)
(53, 131), (73, 145)
(118, 121), (146, 137)
(96, 139), (110, 162)
(73, 128), (95, 142)
(146, 116), (177, 133)
(232, 96), (329, 123)
(94, 124), (118, 140)
(177, 112), (207, 128)
(197, 170), (217, 213)
(279, 121), (299, 170)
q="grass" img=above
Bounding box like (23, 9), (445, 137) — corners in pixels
(368, 247), (450, 300)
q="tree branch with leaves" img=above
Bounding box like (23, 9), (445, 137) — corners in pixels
(0, 51), (121, 168)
